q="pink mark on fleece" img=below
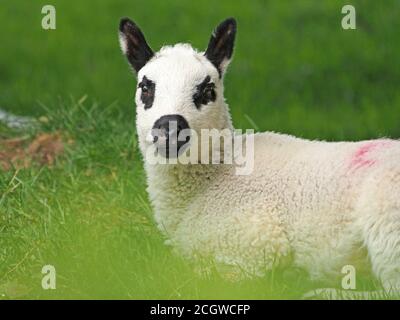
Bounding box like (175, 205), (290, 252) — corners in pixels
(349, 140), (391, 171)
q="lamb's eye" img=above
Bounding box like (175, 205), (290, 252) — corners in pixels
(141, 85), (149, 95)
(193, 76), (217, 109)
(138, 76), (155, 109)
(203, 85), (215, 100)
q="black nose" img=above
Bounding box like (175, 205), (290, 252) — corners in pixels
(152, 114), (190, 158)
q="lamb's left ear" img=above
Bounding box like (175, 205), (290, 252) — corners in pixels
(119, 18), (154, 72)
(205, 18), (237, 77)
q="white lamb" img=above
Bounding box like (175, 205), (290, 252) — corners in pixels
(119, 17), (400, 298)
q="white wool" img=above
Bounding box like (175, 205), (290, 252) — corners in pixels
(135, 44), (400, 290)
(118, 32), (128, 55)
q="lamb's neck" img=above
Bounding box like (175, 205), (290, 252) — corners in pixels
(145, 103), (233, 235)
(145, 162), (221, 236)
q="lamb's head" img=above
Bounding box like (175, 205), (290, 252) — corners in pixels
(119, 18), (236, 159)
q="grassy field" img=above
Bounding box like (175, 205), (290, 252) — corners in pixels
(1, 0), (399, 299)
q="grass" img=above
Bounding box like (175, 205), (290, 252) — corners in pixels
(1, 0), (399, 299)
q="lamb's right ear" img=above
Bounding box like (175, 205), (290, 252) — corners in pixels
(119, 18), (154, 73)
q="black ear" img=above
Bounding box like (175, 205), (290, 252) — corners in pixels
(205, 18), (237, 77)
(119, 18), (154, 72)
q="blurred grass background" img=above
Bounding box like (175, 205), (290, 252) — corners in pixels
(0, 0), (399, 299)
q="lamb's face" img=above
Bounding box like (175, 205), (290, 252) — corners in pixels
(119, 17), (236, 158)
(135, 46), (226, 157)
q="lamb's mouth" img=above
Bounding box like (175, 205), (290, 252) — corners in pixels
(153, 133), (191, 158)
(151, 115), (191, 159)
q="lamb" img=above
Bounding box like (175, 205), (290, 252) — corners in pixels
(118, 17), (400, 298)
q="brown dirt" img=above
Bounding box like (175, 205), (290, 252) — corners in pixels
(0, 132), (65, 171)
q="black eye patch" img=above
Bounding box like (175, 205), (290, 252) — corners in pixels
(192, 75), (216, 109)
(138, 76), (155, 109)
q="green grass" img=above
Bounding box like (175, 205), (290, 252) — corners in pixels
(1, 0), (399, 299)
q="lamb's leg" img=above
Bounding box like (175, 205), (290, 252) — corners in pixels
(303, 209), (400, 300)
(357, 164), (400, 299)
(365, 209), (400, 298)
